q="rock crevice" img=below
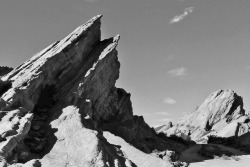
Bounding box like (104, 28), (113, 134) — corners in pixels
(0, 15), (176, 167)
(157, 89), (250, 144)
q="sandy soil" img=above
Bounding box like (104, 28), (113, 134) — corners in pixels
(179, 144), (249, 167)
(190, 155), (250, 167)
(103, 131), (173, 167)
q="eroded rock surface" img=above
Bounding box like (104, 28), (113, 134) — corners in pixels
(159, 89), (250, 143)
(180, 89), (245, 130)
(0, 15), (180, 167)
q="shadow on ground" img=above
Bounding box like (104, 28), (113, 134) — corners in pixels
(179, 143), (249, 163)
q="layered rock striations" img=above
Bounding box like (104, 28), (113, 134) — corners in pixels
(179, 89), (245, 130)
(0, 15), (179, 167)
(158, 89), (250, 143)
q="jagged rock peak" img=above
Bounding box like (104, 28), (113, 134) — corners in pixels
(180, 89), (245, 129)
(1, 14), (103, 85)
(203, 89), (243, 106)
(158, 89), (248, 143)
(0, 15), (123, 166)
(0, 15), (175, 167)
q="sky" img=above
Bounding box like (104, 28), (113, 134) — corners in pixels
(0, 0), (250, 127)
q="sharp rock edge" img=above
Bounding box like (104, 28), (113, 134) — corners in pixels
(0, 15), (179, 167)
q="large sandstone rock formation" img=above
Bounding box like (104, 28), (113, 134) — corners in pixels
(158, 89), (250, 142)
(0, 15), (183, 167)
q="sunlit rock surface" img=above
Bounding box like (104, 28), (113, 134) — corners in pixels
(0, 15), (180, 167)
(155, 121), (173, 132)
(158, 89), (250, 143)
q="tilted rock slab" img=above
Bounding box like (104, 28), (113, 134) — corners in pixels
(160, 89), (250, 142)
(0, 15), (174, 167)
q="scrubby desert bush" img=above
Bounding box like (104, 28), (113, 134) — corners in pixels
(157, 132), (167, 138)
(169, 135), (188, 144)
(207, 135), (236, 146)
(198, 144), (235, 159)
(169, 134), (196, 146)
(157, 132), (195, 146)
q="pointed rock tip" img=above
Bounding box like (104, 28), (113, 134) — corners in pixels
(208, 89), (240, 101)
(213, 89), (235, 94)
(96, 14), (103, 18)
(92, 14), (103, 21)
(113, 34), (120, 43)
(81, 14), (103, 27)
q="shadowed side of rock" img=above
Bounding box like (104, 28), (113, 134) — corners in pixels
(0, 15), (103, 162)
(0, 66), (13, 98)
(0, 67), (13, 77)
(0, 15), (135, 167)
(0, 15), (175, 167)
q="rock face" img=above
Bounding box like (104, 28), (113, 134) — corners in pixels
(0, 66), (13, 98)
(155, 121), (173, 132)
(0, 15), (181, 167)
(0, 67), (13, 77)
(159, 89), (250, 142)
(180, 89), (245, 130)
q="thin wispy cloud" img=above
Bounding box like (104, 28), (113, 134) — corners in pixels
(164, 97), (177, 104)
(170, 7), (194, 24)
(155, 112), (170, 116)
(168, 67), (187, 77)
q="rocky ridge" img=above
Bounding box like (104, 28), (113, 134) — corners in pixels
(157, 89), (250, 144)
(0, 15), (185, 167)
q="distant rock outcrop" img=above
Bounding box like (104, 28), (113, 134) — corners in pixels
(158, 89), (250, 143)
(0, 15), (183, 167)
(155, 121), (173, 132)
(180, 89), (245, 130)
